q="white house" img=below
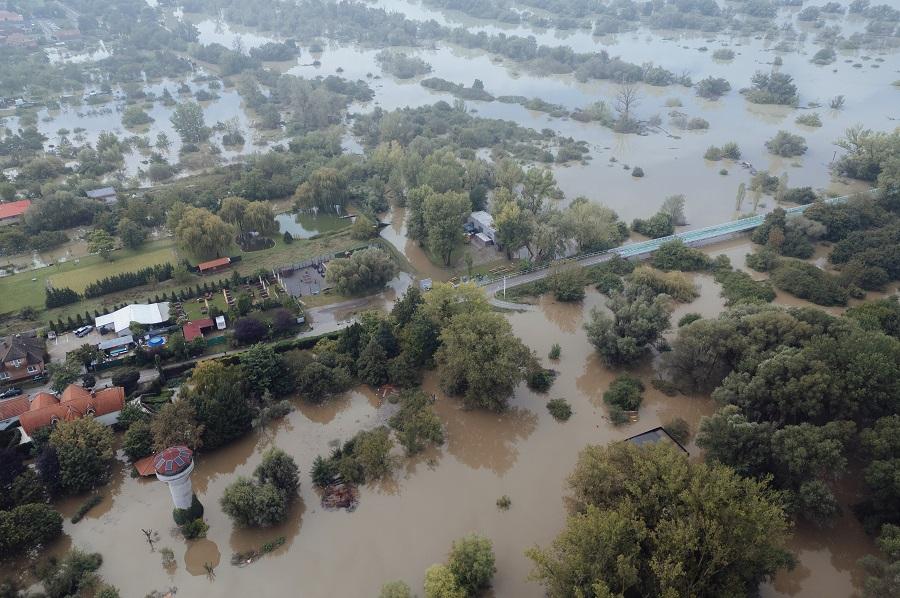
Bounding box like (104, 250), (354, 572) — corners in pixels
(95, 302), (171, 336)
(468, 211), (498, 244)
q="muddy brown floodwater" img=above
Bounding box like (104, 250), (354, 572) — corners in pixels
(7, 237), (886, 597)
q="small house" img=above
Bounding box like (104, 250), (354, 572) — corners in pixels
(85, 187), (118, 205)
(197, 256), (231, 275)
(471, 232), (493, 248)
(97, 335), (134, 359)
(182, 318), (215, 342)
(0, 199), (31, 225)
(0, 335), (46, 383)
(625, 426), (688, 454)
(468, 211), (498, 244)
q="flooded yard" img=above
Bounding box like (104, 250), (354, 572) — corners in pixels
(15, 238), (879, 597)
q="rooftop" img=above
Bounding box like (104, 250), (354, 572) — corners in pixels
(98, 335), (134, 351)
(85, 187), (116, 199)
(0, 199), (31, 220)
(1, 335), (44, 364)
(95, 303), (170, 334)
(625, 426), (688, 454)
(182, 318), (214, 342)
(197, 256), (231, 272)
(18, 384), (125, 436)
(0, 395), (29, 423)
(154, 445), (193, 476)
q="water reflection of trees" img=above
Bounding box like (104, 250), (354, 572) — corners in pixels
(191, 432), (259, 494)
(184, 538), (221, 577)
(228, 497), (306, 557)
(438, 403), (538, 475)
(295, 393), (353, 425)
(537, 295), (583, 334)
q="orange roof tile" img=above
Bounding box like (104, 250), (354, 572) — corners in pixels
(133, 454), (159, 477)
(19, 385), (125, 436)
(0, 200), (31, 220)
(31, 392), (59, 410)
(0, 395), (29, 421)
(197, 256), (231, 271)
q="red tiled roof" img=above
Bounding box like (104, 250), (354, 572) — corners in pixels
(182, 318), (214, 342)
(30, 392), (59, 410)
(0, 395), (29, 421)
(0, 200), (31, 220)
(133, 454), (159, 476)
(154, 445), (193, 475)
(197, 257), (230, 272)
(19, 385), (125, 436)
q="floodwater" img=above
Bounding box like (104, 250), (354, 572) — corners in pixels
(11, 238), (883, 597)
(275, 212), (348, 239)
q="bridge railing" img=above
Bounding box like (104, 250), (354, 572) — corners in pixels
(476, 189), (876, 289)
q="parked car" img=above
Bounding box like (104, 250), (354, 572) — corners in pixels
(74, 325), (94, 337)
(0, 387), (23, 399)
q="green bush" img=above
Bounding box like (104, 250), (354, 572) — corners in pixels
(70, 495), (102, 524)
(546, 399), (573, 421)
(715, 268), (776, 305)
(181, 518), (208, 539)
(173, 494), (204, 526)
(548, 343), (561, 360)
(770, 260), (849, 306)
(604, 376), (645, 411)
(652, 240), (712, 271)
(527, 367), (556, 392)
(678, 313), (702, 327)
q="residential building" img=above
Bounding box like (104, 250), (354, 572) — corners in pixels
(0, 394), (29, 431)
(625, 426), (688, 454)
(85, 187), (118, 205)
(182, 318), (214, 342)
(468, 211), (498, 244)
(95, 302), (171, 336)
(0, 335), (46, 383)
(18, 384), (126, 437)
(0, 199), (31, 225)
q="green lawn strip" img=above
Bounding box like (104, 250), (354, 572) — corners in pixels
(1, 230), (363, 333)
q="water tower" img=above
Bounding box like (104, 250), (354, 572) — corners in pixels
(154, 445), (196, 511)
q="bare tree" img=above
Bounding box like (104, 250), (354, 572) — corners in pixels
(615, 84), (641, 120)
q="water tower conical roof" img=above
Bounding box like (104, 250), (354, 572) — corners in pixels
(154, 445), (193, 476)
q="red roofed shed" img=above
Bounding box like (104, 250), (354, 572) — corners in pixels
(182, 318), (214, 342)
(197, 257), (231, 274)
(0, 200), (31, 224)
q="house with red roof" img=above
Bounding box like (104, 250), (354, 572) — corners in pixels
(197, 256), (231, 274)
(182, 318), (215, 342)
(0, 394), (29, 431)
(0, 200), (31, 225)
(18, 384), (126, 437)
(0, 335), (46, 383)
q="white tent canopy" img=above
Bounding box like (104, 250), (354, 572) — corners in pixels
(95, 303), (170, 336)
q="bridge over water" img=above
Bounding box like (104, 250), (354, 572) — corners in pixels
(481, 189), (876, 304)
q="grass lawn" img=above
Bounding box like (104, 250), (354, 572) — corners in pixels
(0, 228), (365, 334)
(50, 241), (178, 293)
(0, 239), (176, 314)
(182, 293), (229, 320)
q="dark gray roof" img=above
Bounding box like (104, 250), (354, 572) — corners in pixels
(98, 335), (134, 350)
(0, 336), (45, 364)
(625, 427), (688, 454)
(86, 187), (116, 198)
